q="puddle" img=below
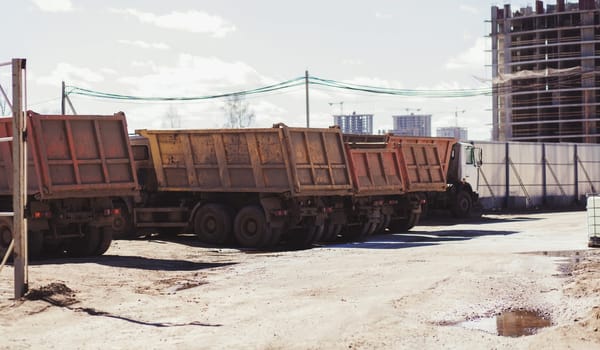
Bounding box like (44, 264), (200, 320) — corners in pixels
(456, 310), (551, 337)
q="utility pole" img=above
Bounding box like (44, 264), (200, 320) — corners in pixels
(12, 58), (27, 298)
(305, 70), (310, 128)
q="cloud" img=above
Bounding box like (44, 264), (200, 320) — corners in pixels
(37, 63), (104, 87)
(116, 54), (268, 98)
(459, 4), (478, 14)
(118, 39), (170, 50)
(445, 37), (486, 70)
(31, 0), (73, 12)
(110, 8), (236, 37)
(347, 76), (404, 89)
(375, 11), (392, 20)
(341, 59), (362, 66)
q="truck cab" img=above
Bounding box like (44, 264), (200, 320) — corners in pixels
(446, 142), (483, 217)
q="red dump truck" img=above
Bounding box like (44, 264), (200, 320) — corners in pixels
(343, 134), (483, 219)
(0, 111), (138, 258)
(127, 124), (354, 248)
(124, 124), (455, 247)
(328, 134), (455, 240)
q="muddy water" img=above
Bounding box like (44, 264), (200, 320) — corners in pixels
(457, 310), (551, 337)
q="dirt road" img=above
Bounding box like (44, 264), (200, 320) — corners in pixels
(1, 211), (599, 349)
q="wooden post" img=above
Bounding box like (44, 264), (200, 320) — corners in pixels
(12, 58), (27, 298)
(305, 70), (310, 128)
(61, 81), (65, 115)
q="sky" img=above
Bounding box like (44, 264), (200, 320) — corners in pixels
(1, 0), (533, 140)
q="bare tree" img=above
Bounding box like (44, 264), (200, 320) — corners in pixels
(0, 100), (7, 116)
(223, 94), (255, 128)
(162, 105), (181, 128)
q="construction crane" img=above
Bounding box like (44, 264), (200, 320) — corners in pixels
(329, 101), (344, 116)
(455, 109), (466, 127)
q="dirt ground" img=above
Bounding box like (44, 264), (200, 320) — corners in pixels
(1, 210), (599, 349)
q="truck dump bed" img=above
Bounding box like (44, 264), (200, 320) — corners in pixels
(0, 117), (39, 194)
(136, 124), (353, 196)
(0, 112), (138, 199)
(343, 134), (455, 194)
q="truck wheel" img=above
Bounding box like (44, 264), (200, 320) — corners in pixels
(67, 227), (101, 257)
(0, 218), (12, 261)
(451, 191), (472, 218)
(322, 223), (342, 242)
(234, 206), (269, 248)
(28, 230), (44, 259)
(374, 214), (392, 235)
(94, 228), (113, 256)
(265, 227), (283, 247)
(194, 204), (232, 244)
(389, 213), (420, 233)
(345, 222), (377, 241)
(288, 218), (323, 249)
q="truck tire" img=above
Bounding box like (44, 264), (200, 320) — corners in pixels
(389, 213), (420, 233)
(451, 190), (472, 218)
(0, 218), (12, 261)
(288, 218), (324, 248)
(322, 223), (342, 242)
(194, 204), (232, 244)
(344, 222), (377, 241)
(94, 228), (113, 256)
(28, 230), (44, 259)
(374, 214), (392, 235)
(265, 227), (283, 247)
(67, 227), (101, 257)
(234, 206), (270, 248)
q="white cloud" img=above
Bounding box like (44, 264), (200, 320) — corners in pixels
(110, 8), (236, 37)
(341, 59), (362, 66)
(37, 63), (104, 87)
(31, 0), (73, 12)
(118, 39), (170, 50)
(375, 11), (392, 20)
(459, 4), (478, 14)
(116, 54), (267, 98)
(445, 37), (486, 70)
(347, 76), (404, 89)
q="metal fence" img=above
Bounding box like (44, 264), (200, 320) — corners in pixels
(472, 141), (600, 210)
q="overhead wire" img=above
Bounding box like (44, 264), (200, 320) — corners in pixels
(65, 74), (493, 102)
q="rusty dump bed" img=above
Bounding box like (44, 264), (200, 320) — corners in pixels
(343, 134), (455, 193)
(136, 125), (353, 196)
(0, 117), (39, 194)
(0, 112), (138, 199)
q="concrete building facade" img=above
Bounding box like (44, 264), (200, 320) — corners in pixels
(390, 113), (431, 137)
(491, 0), (600, 143)
(333, 112), (373, 134)
(437, 126), (468, 140)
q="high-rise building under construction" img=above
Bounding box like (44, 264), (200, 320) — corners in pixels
(491, 0), (600, 143)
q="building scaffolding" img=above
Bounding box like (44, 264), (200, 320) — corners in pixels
(491, 0), (600, 143)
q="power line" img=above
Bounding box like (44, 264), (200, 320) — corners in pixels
(65, 74), (492, 102)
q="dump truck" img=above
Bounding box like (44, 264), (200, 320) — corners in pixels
(330, 134), (455, 239)
(126, 125), (458, 246)
(127, 124), (354, 248)
(0, 111), (138, 259)
(342, 134), (483, 219)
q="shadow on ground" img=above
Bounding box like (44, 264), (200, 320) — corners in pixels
(30, 255), (237, 271)
(325, 229), (519, 250)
